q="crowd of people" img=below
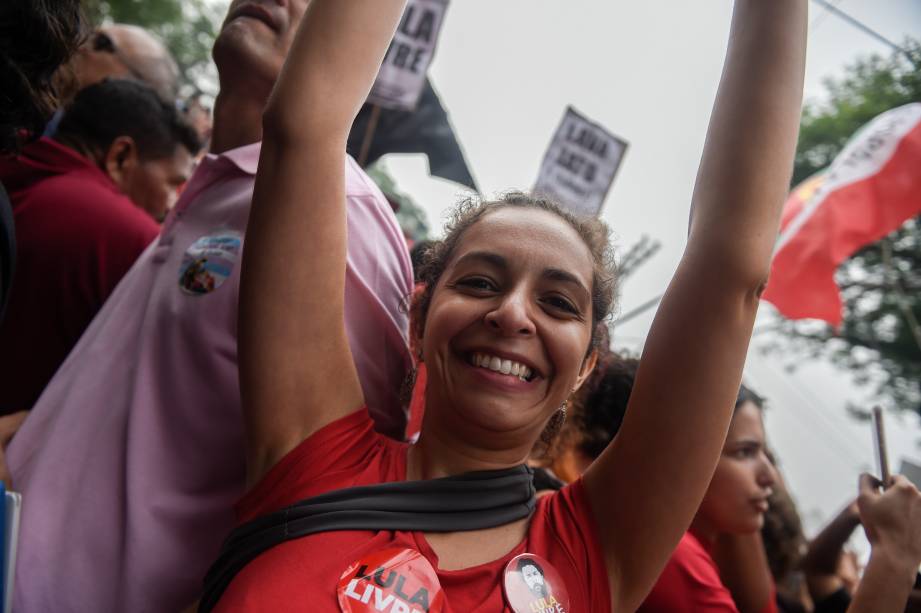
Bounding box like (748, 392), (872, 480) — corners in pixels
(1, 0), (920, 612)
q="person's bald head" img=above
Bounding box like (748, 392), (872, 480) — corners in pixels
(70, 24), (179, 102)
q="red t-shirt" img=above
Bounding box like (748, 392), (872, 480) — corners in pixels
(639, 532), (777, 613)
(218, 408), (611, 612)
(0, 138), (158, 412)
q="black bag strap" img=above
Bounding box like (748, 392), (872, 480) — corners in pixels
(199, 464), (536, 612)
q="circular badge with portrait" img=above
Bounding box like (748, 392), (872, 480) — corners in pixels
(503, 553), (571, 613)
(177, 230), (242, 296)
(338, 548), (445, 613)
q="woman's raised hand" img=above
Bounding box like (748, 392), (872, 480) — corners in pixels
(239, 0), (407, 486)
(582, 2), (807, 610)
(263, 0), (408, 144)
(843, 474), (921, 612)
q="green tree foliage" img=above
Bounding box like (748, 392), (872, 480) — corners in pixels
(793, 39), (921, 184)
(366, 164), (431, 243)
(774, 39), (921, 415)
(84, 0), (225, 97)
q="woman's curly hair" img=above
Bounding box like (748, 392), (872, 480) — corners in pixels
(0, 0), (87, 152)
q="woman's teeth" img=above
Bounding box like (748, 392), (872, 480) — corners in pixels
(471, 353), (533, 381)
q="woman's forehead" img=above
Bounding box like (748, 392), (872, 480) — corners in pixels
(451, 208), (594, 275)
(729, 402), (766, 439)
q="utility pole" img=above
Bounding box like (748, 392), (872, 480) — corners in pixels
(618, 235), (661, 282)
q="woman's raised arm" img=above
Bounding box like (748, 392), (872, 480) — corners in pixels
(238, 0), (407, 486)
(582, 2), (807, 610)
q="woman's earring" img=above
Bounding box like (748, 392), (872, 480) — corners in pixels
(541, 405), (567, 445)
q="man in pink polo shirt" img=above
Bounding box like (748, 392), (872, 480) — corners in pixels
(7, 1), (414, 611)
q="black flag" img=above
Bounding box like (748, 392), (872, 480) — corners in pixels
(348, 78), (478, 192)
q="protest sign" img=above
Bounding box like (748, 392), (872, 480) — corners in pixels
(533, 106), (628, 217)
(369, 0), (450, 111)
(338, 548), (444, 613)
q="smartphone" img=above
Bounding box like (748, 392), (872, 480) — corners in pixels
(872, 406), (890, 484)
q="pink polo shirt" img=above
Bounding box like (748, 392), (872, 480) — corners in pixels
(7, 143), (414, 613)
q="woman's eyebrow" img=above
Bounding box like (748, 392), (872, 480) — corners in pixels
(727, 437), (762, 447)
(543, 268), (590, 301)
(454, 251), (507, 269)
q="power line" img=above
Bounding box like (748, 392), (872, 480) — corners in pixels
(744, 361), (864, 470)
(809, 0), (918, 66)
(743, 367), (855, 463)
(610, 293), (662, 327)
(810, 0), (844, 32)
(610, 306), (869, 465)
(748, 354), (869, 463)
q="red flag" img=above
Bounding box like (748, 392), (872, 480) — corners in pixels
(762, 103), (921, 326)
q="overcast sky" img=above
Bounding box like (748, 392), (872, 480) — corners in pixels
(380, 0), (921, 539)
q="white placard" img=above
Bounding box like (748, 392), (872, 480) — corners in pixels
(533, 106), (628, 217)
(368, 0), (449, 111)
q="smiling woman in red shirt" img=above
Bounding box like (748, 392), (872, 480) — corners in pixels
(208, 1), (809, 612)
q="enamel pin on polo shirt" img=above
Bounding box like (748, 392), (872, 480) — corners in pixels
(178, 230), (242, 295)
(503, 554), (570, 613)
(338, 548), (445, 613)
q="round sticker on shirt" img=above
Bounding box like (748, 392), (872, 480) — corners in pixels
(503, 553), (570, 613)
(178, 231), (242, 295)
(338, 548), (445, 613)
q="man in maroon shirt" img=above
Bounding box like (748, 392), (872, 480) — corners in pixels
(0, 78), (201, 415)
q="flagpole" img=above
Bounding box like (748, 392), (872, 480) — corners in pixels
(357, 104), (382, 167)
